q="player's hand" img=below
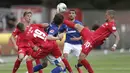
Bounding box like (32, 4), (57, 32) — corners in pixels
(71, 37), (80, 41)
(58, 33), (64, 41)
(33, 46), (39, 51)
(111, 44), (117, 51)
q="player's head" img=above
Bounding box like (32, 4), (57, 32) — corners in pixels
(23, 10), (32, 23)
(69, 9), (76, 20)
(105, 10), (116, 21)
(53, 13), (64, 25)
(16, 23), (25, 32)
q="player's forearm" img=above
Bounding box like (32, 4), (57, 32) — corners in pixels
(77, 36), (82, 40)
(113, 31), (120, 47)
(114, 36), (120, 46)
(10, 35), (17, 46)
(47, 35), (59, 40)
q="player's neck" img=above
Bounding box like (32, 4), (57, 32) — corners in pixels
(70, 19), (75, 22)
(108, 19), (114, 22)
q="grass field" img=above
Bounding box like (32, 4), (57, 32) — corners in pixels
(0, 50), (130, 73)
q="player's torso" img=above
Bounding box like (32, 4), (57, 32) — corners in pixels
(47, 24), (59, 37)
(16, 31), (30, 48)
(25, 24), (49, 47)
(65, 20), (82, 44)
(93, 22), (113, 45)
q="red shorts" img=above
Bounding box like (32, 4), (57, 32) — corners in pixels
(31, 41), (62, 59)
(80, 28), (94, 55)
(81, 39), (94, 55)
(18, 47), (33, 56)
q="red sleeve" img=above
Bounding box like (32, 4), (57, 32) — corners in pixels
(107, 22), (117, 33)
(12, 28), (20, 36)
(31, 24), (43, 28)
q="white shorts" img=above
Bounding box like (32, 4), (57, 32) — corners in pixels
(46, 54), (62, 65)
(63, 43), (82, 58)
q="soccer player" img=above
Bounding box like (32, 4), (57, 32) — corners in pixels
(60, 10), (83, 73)
(63, 10), (120, 73)
(24, 13), (66, 73)
(11, 11), (43, 73)
(32, 12), (65, 73)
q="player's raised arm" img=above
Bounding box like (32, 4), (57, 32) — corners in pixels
(35, 23), (49, 28)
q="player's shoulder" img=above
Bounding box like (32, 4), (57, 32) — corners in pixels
(107, 21), (116, 26)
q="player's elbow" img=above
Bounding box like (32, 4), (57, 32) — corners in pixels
(115, 35), (120, 41)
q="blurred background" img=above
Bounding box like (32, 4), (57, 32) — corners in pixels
(0, 0), (130, 55)
(0, 0), (130, 73)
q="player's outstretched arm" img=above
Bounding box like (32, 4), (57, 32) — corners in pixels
(64, 20), (84, 32)
(41, 23), (49, 28)
(111, 31), (120, 51)
(46, 33), (63, 41)
(71, 36), (82, 41)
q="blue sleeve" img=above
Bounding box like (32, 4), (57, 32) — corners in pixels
(75, 21), (83, 25)
(59, 24), (67, 33)
(48, 28), (57, 36)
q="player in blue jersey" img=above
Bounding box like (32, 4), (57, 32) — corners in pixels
(60, 10), (83, 73)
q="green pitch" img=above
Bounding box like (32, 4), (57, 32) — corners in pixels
(0, 50), (130, 73)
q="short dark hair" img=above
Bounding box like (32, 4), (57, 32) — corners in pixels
(69, 9), (76, 14)
(53, 13), (64, 25)
(23, 11), (32, 17)
(16, 23), (25, 31)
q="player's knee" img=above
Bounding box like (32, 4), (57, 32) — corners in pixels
(63, 53), (68, 59)
(26, 56), (34, 61)
(78, 53), (86, 62)
(18, 54), (25, 61)
(42, 62), (48, 68)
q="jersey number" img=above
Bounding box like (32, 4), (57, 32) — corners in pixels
(33, 29), (46, 41)
(84, 41), (91, 48)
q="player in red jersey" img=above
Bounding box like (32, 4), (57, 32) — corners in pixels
(11, 11), (43, 73)
(23, 14), (66, 73)
(63, 10), (120, 73)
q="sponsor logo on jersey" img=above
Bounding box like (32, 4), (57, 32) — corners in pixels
(50, 30), (54, 33)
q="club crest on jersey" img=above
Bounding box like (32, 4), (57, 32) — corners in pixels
(50, 30), (54, 33)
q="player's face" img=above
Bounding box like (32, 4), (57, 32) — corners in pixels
(105, 12), (111, 20)
(24, 13), (32, 23)
(69, 11), (76, 20)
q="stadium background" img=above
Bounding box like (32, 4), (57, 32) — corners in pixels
(0, 0), (130, 73)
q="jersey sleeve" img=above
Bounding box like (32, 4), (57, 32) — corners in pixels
(12, 28), (20, 36)
(48, 28), (57, 36)
(107, 23), (117, 33)
(59, 24), (67, 33)
(75, 21), (83, 25)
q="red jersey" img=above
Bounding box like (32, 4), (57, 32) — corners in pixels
(12, 28), (30, 48)
(25, 24), (51, 48)
(93, 21), (117, 45)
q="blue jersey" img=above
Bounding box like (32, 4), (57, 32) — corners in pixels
(59, 20), (83, 44)
(46, 23), (59, 37)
